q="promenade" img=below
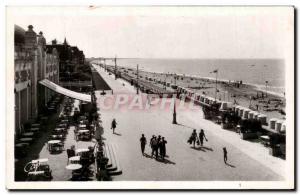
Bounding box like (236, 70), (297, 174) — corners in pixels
(93, 65), (285, 181)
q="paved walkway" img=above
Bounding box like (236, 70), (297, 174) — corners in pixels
(93, 65), (285, 181)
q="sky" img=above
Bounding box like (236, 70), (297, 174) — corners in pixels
(8, 6), (293, 59)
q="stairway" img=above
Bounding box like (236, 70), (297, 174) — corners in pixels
(104, 143), (122, 176)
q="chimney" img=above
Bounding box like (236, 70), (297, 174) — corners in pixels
(52, 39), (57, 45)
(24, 25), (37, 50)
(37, 31), (46, 49)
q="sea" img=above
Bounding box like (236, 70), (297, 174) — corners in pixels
(106, 58), (285, 97)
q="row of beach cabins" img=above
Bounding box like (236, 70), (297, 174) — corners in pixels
(176, 85), (286, 158)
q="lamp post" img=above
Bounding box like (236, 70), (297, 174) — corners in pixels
(164, 74), (167, 90)
(210, 69), (218, 101)
(136, 64), (139, 95)
(265, 81), (268, 97)
(172, 98), (177, 124)
(114, 56), (117, 80)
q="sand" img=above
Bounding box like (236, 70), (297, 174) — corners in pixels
(111, 66), (286, 121)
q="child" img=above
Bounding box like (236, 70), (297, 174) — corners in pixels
(223, 147), (228, 164)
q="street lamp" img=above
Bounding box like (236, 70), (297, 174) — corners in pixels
(172, 98), (177, 124)
(265, 81), (268, 97)
(136, 64), (139, 95)
(114, 56), (117, 80)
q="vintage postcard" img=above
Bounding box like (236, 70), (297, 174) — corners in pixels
(6, 6), (294, 190)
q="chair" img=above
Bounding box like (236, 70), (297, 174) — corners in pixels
(67, 149), (75, 164)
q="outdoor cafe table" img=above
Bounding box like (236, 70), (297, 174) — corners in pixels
(48, 107), (55, 112)
(260, 135), (270, 147)
(30, 127), (39, 132)
(22, 132), (34, 137)
(48, 140), (61, 144)
(69, 156), (81, 164)
(78, 129), (89, 133)
(66, 164), (82, 170)
(76, 148), (89, 155)
(15, 143), (29, 147)
(47, 140), (61, 151)
(79, 124), (86, 128)
(31, 123), (40, 127)
(19, 138), (33, 142)
(51, 134), (63, 139)
(54, 128), (64, 132)
(58, 123), (67, 128)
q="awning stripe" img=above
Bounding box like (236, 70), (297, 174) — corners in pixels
(39, 79), (91, 102)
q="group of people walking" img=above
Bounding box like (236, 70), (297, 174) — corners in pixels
(188, 129), (229, 164)
(188, 129), (208, 148)
(140, 134), (167, 160)
(112, 118), (229, 165)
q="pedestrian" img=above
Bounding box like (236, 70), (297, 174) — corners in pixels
(160, 137), (167, 160)
(111, 118), (117, 134)
(189, 129), (198, 148)
(223, 147), (228, 164)
(154, 135), (161, 159)
(199, 129), (208, 147)
(157, 135), (161, 157)
(150, 135), (156, 157)
(140, 134), (147, 155)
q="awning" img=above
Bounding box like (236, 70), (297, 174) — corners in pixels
(39, 79), (91, 102)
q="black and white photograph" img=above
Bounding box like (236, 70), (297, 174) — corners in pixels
(5, 6), (294, 190)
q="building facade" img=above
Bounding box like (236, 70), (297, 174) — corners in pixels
(14, 25), (59, 135)
(47, 38), (85, 79)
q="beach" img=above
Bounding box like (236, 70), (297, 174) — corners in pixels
(107, 65), (286, 121)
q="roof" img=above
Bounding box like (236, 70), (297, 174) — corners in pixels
(14, 25), (26, 45)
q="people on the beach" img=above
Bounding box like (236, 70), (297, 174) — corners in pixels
(199, 129), (208, 147)
(140, 134), (147, 155)
(223, 147), (228, 164)
(111, 118), (117, 134)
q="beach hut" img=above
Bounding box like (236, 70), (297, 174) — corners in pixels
(275, 120), (283, 132)
(269, 118), (277, 129)
(253, 112), (260, 120)
(200, 95), (205, 102)
(248, 111), (255, 119)
(243, 109), (250, 119)
(258, 114), (267, 125)
(234, 106), (240, 115)
(239, 107), (245, 117)
(204, 97), (210, 104)
(220, 102), (228, 110)
(280, 121), (286, 133)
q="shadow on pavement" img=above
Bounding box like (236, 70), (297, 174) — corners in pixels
(201, 146), (214, 151)
(190, 146), (206, 152)
(143, 153), (153, 159)
(225, 162), (236, 168)
(155, 158), (176, 165)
